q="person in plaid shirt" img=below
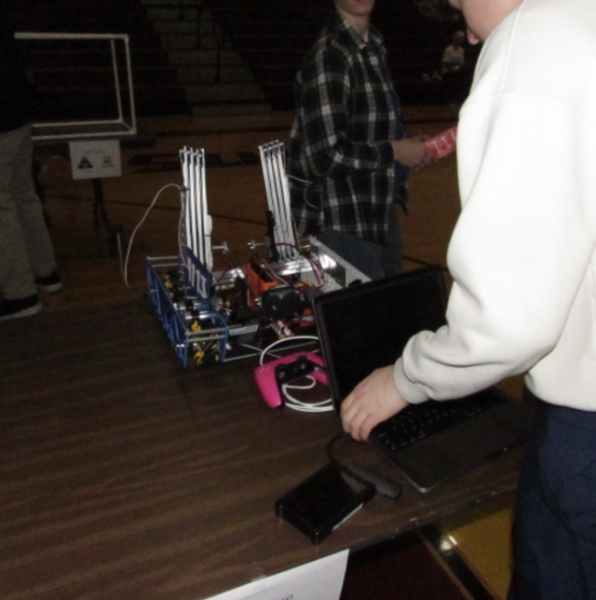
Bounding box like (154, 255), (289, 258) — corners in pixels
(289, 0), (435, 279)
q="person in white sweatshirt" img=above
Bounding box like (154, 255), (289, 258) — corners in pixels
(341, 0), (596, 597)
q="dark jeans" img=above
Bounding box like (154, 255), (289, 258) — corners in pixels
(316, 210), (401, 280)
(508, 401), (596, 599)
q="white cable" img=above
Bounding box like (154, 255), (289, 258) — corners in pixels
(282, 380), (334, 413)
(123, 182), (182, 289)
(258, 334), (321, 365)
(287, 174), (313, 186)
(239, 343), (283, 358)
(256, 334), (333, 413)
(259, 335), (334, 413)
(284, 378), (317, 391)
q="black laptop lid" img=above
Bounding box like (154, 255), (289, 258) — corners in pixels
(313, 266), (448, 411)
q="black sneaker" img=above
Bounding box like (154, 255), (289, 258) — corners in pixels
(0, 294), (43, 321)
(35, 272), (63, 294)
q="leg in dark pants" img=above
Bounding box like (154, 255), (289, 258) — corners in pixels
(508, 403), (596, 600)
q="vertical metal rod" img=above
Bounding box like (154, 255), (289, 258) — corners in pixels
(123, 36), (137, 135)
(110, 39), (124, 125)
(179, 148), (190, 253)
(280, 167), (298, 257)
(189, 149), (201, 262)
(199, 149), (213, 270)
(280, 143), (299, 257)
(198, 149), (206, 264)
(260, 140), (302, 261)
(273, 142), (295, 259)
(265, 143), (283, 256)
(260, 143), (275, 215)
(269, 144), (285, 259)
(273, 143), (293, 259)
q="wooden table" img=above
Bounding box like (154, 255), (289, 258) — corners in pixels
(0, 300), (525, 600)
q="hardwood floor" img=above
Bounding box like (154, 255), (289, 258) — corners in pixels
(23, 106), (518, 598)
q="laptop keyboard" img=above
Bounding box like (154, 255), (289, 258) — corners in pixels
(371, 391), (506, 451)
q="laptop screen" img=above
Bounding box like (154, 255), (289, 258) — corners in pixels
(313, 266), (448, 410)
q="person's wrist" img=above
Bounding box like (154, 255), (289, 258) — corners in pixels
(393, 357), (428, 405)
(392, 140), (406, 163)
(384, 140), (397, 165)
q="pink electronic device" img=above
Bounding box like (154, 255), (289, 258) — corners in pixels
(254, 351), (328, 408)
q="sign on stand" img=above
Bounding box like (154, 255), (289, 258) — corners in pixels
(69, 140), (122, 180)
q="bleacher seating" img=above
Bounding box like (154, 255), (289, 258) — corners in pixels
(141, 0), (271, 116)
(210, 0), (469, 109)
(8, 0), (473, 120)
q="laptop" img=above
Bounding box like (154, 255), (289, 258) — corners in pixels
(313, 266), (534, 493)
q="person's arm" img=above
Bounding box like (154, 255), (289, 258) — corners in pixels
(342, 83), (596, 439)
(297, 45), (395, 179)
(395, 89), (596, 401)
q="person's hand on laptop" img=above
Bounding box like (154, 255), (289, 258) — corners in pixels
(341, 366), (410, 441)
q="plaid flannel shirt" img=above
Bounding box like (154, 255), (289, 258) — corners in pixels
(289, 12), (405, 245)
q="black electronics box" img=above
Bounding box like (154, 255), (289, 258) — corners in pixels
(275, 463), (375, 544)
